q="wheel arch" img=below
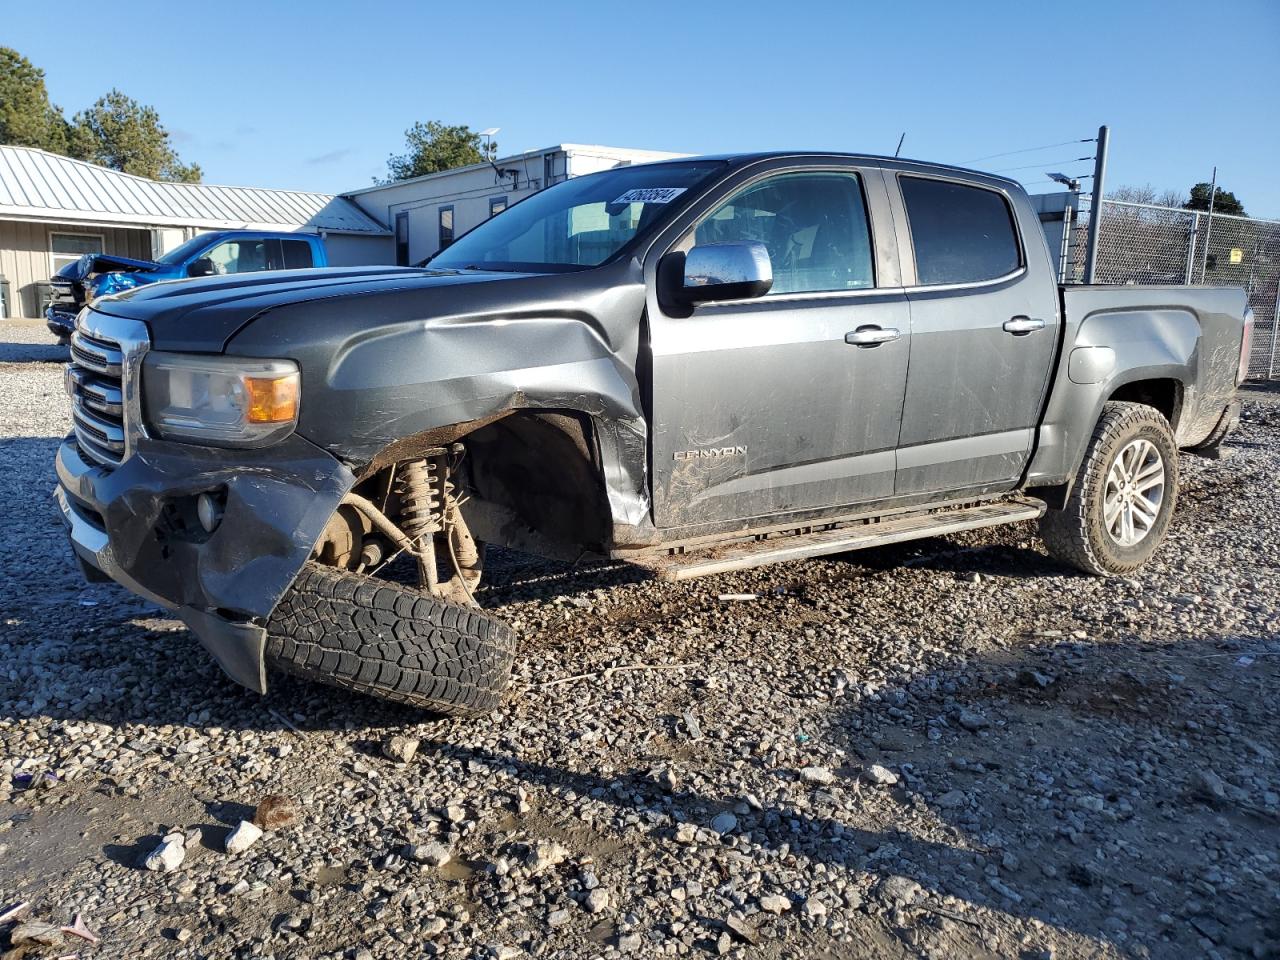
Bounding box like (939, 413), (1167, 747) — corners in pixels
(1028, 369), (1189, 506)
(350, 408), (653, 559)
(1026, 305), (1202, 493)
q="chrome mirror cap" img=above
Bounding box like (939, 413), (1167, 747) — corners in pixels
(681, 242), (773, 304)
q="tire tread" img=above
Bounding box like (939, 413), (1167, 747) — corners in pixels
(263, 563), (515, 715)
(1040, 401), (1178, 576)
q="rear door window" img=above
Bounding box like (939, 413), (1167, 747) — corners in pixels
(900, 176), (1021, 285)
(282, 239), (314, 268)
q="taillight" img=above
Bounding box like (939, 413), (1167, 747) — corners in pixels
(1237, 308), (1253, 385)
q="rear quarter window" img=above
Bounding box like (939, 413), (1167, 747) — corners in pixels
(282, 239), (314, 269)
(900, 176), (1021, 285)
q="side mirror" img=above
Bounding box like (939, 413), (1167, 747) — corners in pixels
(674, 241), (773, 305)
(187, 257), (217, 278)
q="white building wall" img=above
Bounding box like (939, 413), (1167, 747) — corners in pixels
(1027, 192), (1080, 282)
(345, 145), (686, 266)
(323, 233), (395, 266)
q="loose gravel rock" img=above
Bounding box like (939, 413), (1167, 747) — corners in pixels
(224, 820), (263, 856)
(1, 319), (1278, 958)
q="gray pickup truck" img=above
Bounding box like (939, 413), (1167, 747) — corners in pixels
(55, 152), (1251, 715)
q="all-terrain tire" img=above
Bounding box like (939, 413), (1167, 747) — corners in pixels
(264, 563), (515, 715)
(1039, 401), (1179, 577)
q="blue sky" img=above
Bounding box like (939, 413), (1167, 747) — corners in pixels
(7, 0), (1278, 215)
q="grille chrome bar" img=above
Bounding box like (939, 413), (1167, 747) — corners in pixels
(65, 311), (150, 468)
(70, 331), (124, 377)
(65, 367), (123, 417)
(72, 401), (126, 451)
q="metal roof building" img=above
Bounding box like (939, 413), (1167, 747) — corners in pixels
(0, 146), (391, 318)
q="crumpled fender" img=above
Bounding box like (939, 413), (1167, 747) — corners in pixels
(226, 263), (653, 528)
(90, 270), (156, 299)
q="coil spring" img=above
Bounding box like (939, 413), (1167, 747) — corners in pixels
(395, 456), (448, 544)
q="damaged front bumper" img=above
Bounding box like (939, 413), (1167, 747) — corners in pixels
(55, 434), (355, 693)
(46, 305), (78, 339)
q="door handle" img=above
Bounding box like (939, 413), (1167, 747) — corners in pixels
(845, 325), (901, 347)
(1003, 316), (1046, 335)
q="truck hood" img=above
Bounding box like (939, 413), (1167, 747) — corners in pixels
(90, 265), (529, 353)
(54, 252), (163, 283)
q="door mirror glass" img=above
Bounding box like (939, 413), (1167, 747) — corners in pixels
(679, 241), (773, 304)
(187, 257), (218, 277)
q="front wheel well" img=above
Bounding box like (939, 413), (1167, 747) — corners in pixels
(459, 410), (614, 553)
(1106, 378), (1181, 429)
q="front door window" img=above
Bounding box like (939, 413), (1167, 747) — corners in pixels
(207, 240), (264, 274)
(695, 172), (875, 294)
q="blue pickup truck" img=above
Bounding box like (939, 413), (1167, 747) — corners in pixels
(46, 230), (327, 341)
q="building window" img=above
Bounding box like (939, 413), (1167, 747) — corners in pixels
(543, 153), (555, 188)
(438, 205), (455, 250)
(489, 196), (508, 218)
(395, 211), (410, 266)
(50, 232), (104, 274)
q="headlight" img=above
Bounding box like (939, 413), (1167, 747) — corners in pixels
(142, 353), (300, 446)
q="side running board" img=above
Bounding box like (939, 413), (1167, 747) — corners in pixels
(629, 497), (1047, 582)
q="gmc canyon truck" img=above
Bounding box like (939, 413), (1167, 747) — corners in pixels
(54, 153), (1251, 715)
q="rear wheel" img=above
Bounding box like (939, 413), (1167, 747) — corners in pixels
(264, 563), (515, 715)
(1039, 401), (1178, 576)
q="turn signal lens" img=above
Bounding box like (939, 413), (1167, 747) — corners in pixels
(245, 373), (299, 424)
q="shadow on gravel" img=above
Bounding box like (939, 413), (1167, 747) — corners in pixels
(844, 537), (1068, 578)
(381, 634), (1273, 957)
(16, 625), (1257, 953)
(103, 831), (166, 869)
(0, 338), (67, 363)
(6, 529), (1278, 954)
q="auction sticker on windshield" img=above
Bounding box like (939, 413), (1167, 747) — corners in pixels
(613, 187), (687, 204)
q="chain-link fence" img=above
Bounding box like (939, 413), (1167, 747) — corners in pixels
(1063, 200), (1280, 379)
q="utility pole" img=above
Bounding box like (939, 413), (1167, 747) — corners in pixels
(1083, 124), (1110, 284)
(1198, 165), (1218, 284)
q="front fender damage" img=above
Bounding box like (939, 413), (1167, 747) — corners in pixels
(261, 288), (654, 539)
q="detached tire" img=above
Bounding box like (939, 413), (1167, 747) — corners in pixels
(264, 563), (515, 715)
(1040, 401), (1178, 576)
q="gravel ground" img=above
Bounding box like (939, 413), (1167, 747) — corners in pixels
(1, 317), (1277, 960)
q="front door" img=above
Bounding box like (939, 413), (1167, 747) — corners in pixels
(891, 173), (1060, 496)
(647, 168), (910, 529)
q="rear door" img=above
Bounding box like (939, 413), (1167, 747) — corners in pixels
(890, 172), (1060, 496)
(645, 161), (910, 529)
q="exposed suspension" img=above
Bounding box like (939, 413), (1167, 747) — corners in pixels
(394, 448), (482, 604)
(396, 453), (449, 591)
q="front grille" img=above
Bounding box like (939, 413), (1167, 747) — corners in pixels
(67, 330), (128, 466)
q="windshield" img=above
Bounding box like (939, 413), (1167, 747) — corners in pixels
(155, 234), (215, 265)
(429, 161), (725, 272)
